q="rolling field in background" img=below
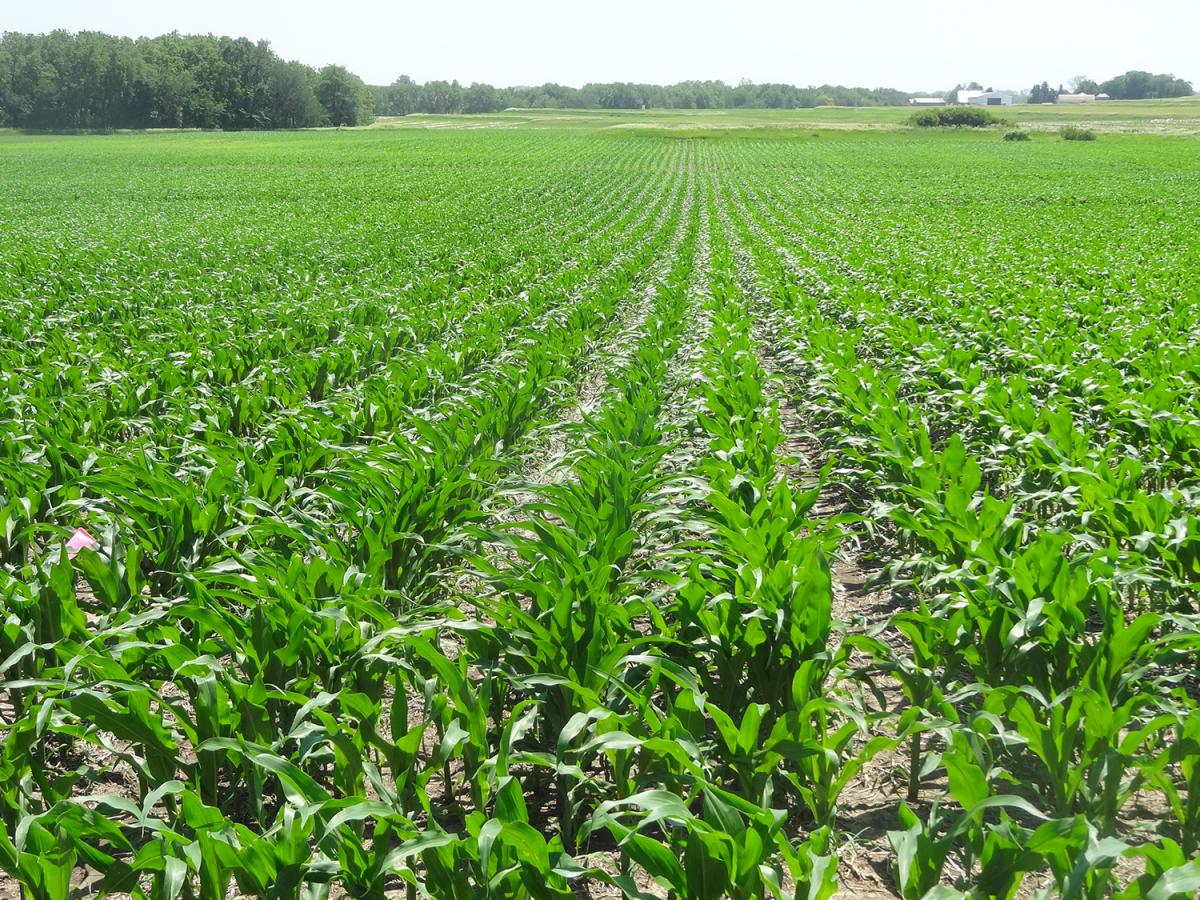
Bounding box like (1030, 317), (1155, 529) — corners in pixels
(370, 97), (1200, 134)
(1, 112), (1199, 898)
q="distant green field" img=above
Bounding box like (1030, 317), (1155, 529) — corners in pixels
(1, 113), (1198, 899)
(372, 96), (1200, 135)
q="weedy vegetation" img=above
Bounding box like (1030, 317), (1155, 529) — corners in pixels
(0, 123), (1198, 898)
(909, 107), (1005, 128)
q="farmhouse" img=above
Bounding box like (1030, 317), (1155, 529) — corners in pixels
(908, 97), (947, 106)
(967, 91), (1014, 106)
(956, 89), (986, 104)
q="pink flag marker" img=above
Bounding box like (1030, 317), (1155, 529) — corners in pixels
(66, 528), (100, 560)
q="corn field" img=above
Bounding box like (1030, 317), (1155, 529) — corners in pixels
(1, 126), (1198, 899)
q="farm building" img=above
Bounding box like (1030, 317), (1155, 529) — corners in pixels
(967, 91), (1014, 106)
(956, 89), (986, 104)
(908, 97), (947, 106)
(1058, 93), (1097, 104)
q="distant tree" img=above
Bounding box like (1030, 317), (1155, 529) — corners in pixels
(267, 59), (322, 127)
(137, 37), (197, 127)
(375, 75), (421, 116)
(0, 30), (376, 130)
(505, 84), (546, 108)
(759, 84), (788, 108)
(463, 82), (502, 113)
(215, 37), (276, 128)
(591, 82), (640, 109)
(154, 33), (232, 128)
(1099, 70), (1193, 100)
(316, 64), (373, 125)
(420, 80), (465, 114)
(511, 82), (580, 108)
(542, 83), (578, 107)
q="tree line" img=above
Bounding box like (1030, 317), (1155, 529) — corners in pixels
(372, 77), (916, 115)
(0, 31), (374, 130)
(0, 30), (921, 130)
(3, 30), (1194, 131)
(1028, 71), (1193, 102)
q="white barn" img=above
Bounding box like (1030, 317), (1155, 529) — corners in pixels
(908, 97), (947, 106)
(1058, 93), (1097, 104)
(967, 91), (1015, 106)
(956, 89), (986, 104)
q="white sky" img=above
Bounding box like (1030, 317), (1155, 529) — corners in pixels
(5, 0), (1197, 92)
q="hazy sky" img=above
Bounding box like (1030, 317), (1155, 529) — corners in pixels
(6, 0), (1198, 91)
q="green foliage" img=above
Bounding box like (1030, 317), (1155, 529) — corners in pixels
(372, 77), (940, 116)
(0, 123), (1198, 898)
(1100, 70), (1194, 100)
(1030, 81), (1060, 104)
(1062, 125), (1099, 141)
(910, 106), (1005, 127)
(316, 65), (375, 126)
(1003, 129), (1031, 141)
(0, 30), (364, 130)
